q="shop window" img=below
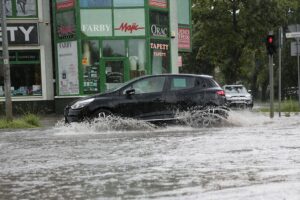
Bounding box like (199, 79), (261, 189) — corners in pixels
(103, 40), (125, 57)
(82, 40), (100, 94)
(56, 11), (76, 40)
(80, 0), (112, 8)
(0, 50), (41, 97)
(113, 0), (144, 7)
(150, 40), (170, 74)
(177, 0), (190, 25)
(5, 0), (37, 17)
(150, 11), (169, 38)
(128, 39), (146, 78)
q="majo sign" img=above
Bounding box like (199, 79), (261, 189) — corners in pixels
(0, 23), (38, 45)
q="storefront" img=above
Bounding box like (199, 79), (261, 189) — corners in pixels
(0, 0), (54, 114)
(53, 0), (191, 112)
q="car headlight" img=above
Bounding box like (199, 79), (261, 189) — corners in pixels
(71, 98), (94, 109)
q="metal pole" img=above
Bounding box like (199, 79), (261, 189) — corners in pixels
(0, 0), (13, 120)
(269, 54), (274, 118)
(278, 27), (282, 117)
(297, 38), (300, 107)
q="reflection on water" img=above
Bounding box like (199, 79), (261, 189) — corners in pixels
(0, 111), (300, 199)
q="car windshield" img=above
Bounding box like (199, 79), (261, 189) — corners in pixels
(225, 86), (247, 94)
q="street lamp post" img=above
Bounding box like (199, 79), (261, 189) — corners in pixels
(0, 0), (13, 121)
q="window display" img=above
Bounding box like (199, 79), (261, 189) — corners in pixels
(0, 50), (41, 96)
(82, 40), (100, 94)
(16, 0), (37, 17)
(103, 40), (125, 57)
(150, 39), (170, 74)
(128, 39), (146, 78)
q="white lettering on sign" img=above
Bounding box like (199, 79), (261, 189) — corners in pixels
(81, 24), (111, 32)
(0, 26), (35, 42)
(151, 24), (168, 36)
(150, 43), (169, 50)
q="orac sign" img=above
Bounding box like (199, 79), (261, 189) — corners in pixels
(0, 23), (38, 45)
(151, 24), (168, 37)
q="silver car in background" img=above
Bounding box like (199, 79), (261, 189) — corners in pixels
(223, 85), (253, 109)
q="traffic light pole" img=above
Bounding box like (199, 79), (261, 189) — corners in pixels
(297, 38), (300, 107)
(269, 54), (274, 118)
(0, 0), (13, 121)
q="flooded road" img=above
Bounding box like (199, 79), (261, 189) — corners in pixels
(0, 111), (300, 199)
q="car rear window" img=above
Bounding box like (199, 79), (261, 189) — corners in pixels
(196, 77), (219, 88)
(170, 77), (195, 91)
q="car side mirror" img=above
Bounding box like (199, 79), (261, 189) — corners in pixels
(248, 90), (252, 94)
(125, 88), (135, 95)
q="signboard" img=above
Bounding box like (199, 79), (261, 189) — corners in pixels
(291, 41), (300, 56)
(149, 0), (167, 8)
(0, 23), (38, 45)
(286, 32), (300, 38)
(114, 9), (145, 36)
(150, 11), (169, 37)
(81, 9), (112, 37)
(56, 11), (76, 39)
(56, 0), (75, 10)
(178, 28), (191, 50)
(57, 41), (79, 95)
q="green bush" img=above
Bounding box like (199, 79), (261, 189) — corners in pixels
(0, 114), (40, 129)
(259, 100), (300, 113)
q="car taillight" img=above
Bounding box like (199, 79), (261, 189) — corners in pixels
(216, 90), (225, 96)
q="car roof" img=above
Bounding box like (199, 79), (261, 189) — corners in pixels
(141, 74), (213, 79)
(223, 85), (245, 87)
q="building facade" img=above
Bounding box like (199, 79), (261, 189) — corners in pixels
(0, 0), (54, 114)
(53, 0), (191, 113)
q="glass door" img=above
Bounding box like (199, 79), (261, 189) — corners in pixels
(100, 59), (128, 91)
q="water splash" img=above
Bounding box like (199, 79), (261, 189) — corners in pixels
(54, 115), (157, 135)
(175, 106), (230, 128)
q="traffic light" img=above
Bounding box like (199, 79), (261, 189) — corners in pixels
(266, 35), (276, 55)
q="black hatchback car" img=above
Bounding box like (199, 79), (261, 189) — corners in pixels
(64, 74), (226, 123)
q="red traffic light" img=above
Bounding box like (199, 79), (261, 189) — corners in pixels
(267, 36), (273, 44)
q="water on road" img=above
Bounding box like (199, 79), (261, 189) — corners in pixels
(0, 111), (300, 199)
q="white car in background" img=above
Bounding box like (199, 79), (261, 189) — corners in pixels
(223, 85), (253, 109)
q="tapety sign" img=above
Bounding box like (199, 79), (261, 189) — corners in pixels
(0, 23), (38, 45)
(150, 42), (169, 57)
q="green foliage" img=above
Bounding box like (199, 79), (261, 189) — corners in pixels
(259, 99), (300, 112)
(187, 0), (300, 100)
(0, 114), (40, 129)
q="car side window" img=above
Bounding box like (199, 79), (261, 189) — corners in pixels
(170, 77), (195, 91)
(124, 77), (166, 94)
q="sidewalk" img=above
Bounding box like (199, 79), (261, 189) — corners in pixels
(39, 114), (63, 127)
